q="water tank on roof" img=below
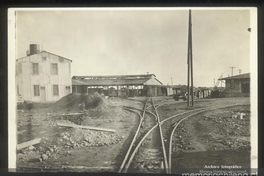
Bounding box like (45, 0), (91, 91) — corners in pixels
(29, 44), (40, 55)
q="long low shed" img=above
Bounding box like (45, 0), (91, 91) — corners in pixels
(71, 74), (179, 97)
(71, 74), (212, 98)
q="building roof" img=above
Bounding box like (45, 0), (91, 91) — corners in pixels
(72, 74), (156, 80)
(16, 50), (72, 62)
(72, 74), (164, 86)
(219, 73), (250, 80)
(72, 78), (152, 86)
(148, 85), (182, 88)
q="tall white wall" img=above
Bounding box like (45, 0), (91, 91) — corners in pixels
(16, 51), (72, 102)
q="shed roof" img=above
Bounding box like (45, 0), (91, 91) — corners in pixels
(16, 50), (72, 62)
(147, 85), (182, 88)
(72, 74), (156, 80)
(219, 73), (250, 80)
(72, 78), (152, 86)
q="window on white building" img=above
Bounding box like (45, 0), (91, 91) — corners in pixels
(32, 63), (39, 75)
(33, 85), (40, 96)
(51, 63), (58, 75)
(53, 85), (59, 96)
(42, 57), (47, 61)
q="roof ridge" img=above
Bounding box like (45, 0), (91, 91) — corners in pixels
(219, 73), (250, 80)
(16, 50), (72, 62)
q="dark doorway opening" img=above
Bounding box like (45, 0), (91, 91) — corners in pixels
(241, 82), (249, 93)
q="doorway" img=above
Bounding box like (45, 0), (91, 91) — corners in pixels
(241, 82), (250, 93)
(40, 87), (46, 101)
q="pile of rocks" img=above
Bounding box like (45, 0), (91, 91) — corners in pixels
(83, 92), (110, 109)
(174, 129), (195, 151)
(31, 143), (61, 162)
(17, 141), (58, 162)
(17, 110), (33, 128)
(53, 93), (85, 110)
(57, 128), (122, 148)
(18, 127), (122, 163)
(202, 110), (250, 150)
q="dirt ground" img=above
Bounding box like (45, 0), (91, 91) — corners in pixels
(17, 95), (142, 172)
(170, 104), (250, 174)
(16, 95), (251, 173)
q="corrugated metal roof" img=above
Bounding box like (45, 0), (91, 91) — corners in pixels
(72, 74), (155, 79)
(219, 73), (250, 80)
(72, 78), (150, 86)
(146, 85), (182, 88)
(72, 79), (88, 85)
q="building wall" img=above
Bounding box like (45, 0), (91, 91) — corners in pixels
(224, 79), (250, 97)
(167, 88), (173, 96)
(16, 52), (72, 102)
(71, 76), (162, 97)
(225, 79), (249, 93)
(225, 80), (240, 93)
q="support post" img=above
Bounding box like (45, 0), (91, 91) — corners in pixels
(117, 86), (119, 96)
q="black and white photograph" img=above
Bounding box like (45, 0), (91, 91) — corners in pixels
(8, 8), (257, 174)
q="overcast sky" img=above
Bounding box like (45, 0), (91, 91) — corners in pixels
(16, 8), (251, 87)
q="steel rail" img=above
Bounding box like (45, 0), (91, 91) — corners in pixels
(160, 107), (206, 125)
(118, 108), (143, 173)
(118, 98), (149, 173)
(167, 109), (205, 173)
(154, 98), (222, 110)
(120, 99), (161, 173)
(159, 103), (246, 125)
(122, 123), (159, 173)
(121, 105), (160, 121)
(151, 98), (169, 173)
(167, 103), (250, 173)
(120, 97), (249, 173)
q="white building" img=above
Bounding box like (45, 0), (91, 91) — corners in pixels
(16, 44), (72, 102)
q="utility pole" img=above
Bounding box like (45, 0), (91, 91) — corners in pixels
(230, 67), (235, 76)
(239, 69), (242, 75)
(187, 9), (194, 107)
(190, 10), (194, 107)
(171, 77), (173, 85)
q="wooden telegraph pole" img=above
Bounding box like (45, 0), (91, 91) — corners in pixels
(187, 9), (194, 106)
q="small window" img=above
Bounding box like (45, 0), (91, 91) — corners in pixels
(51, 63), (58, 75)
(42, 57), (47, 61)
(33, 85), (40, 96)
(53, 85), (59, 96)
(66, 86), (70, 90)
(33, 63), (39, 75)
(59, 57), (64, 63)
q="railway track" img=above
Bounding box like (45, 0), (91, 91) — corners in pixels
(162, 103), (250, 173)
(118, 98), (168, 173)
(119, 97), (249, 173)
